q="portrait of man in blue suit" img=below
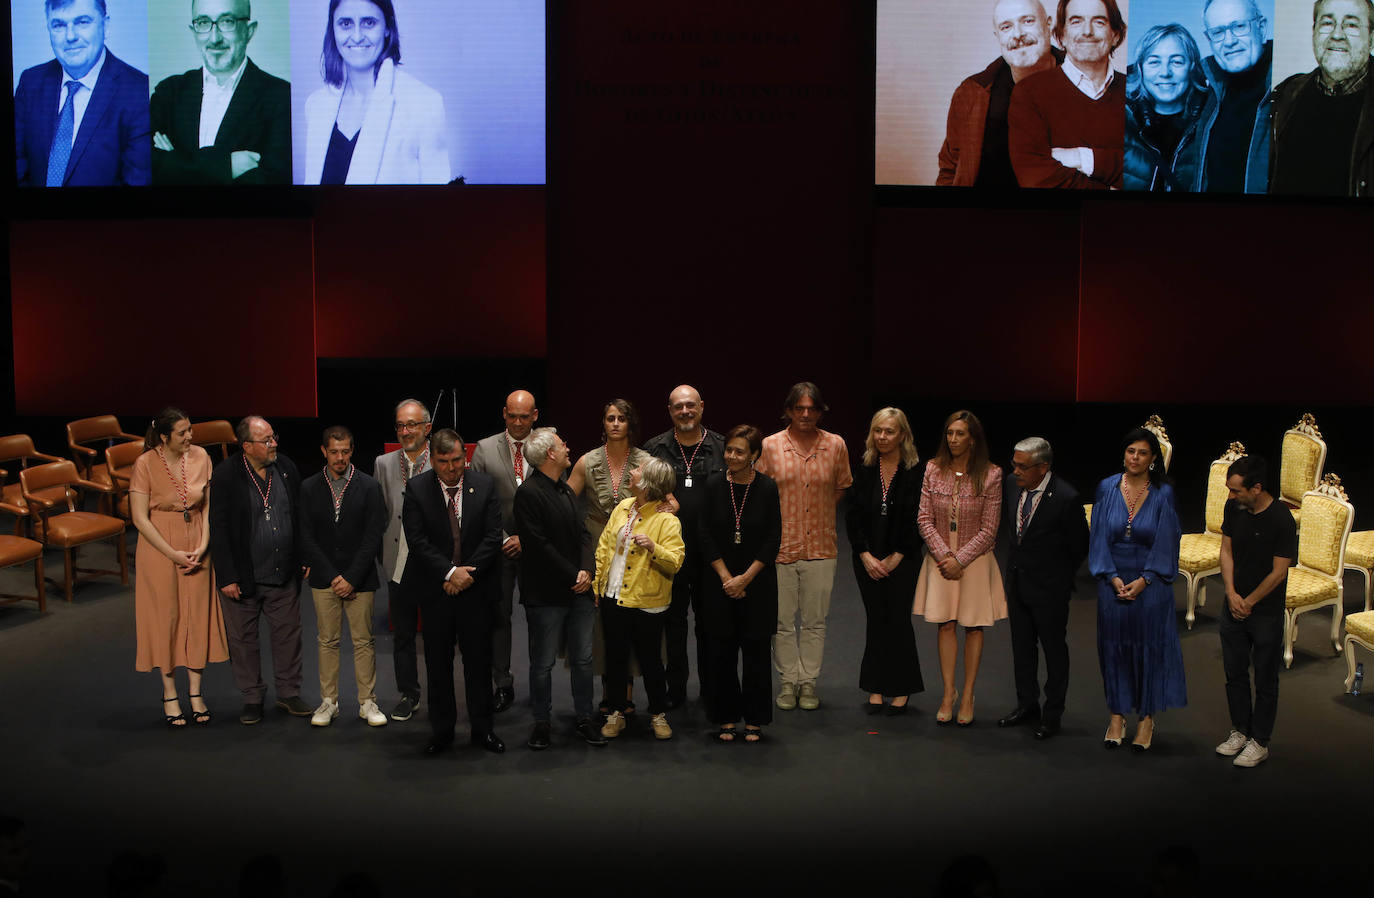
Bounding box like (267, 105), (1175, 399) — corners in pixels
(13, 0), (151, 187)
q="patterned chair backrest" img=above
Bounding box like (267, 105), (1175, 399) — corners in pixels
(1142, 415), (1172, 473)
(1280, 415), (1326, 507)
(1297, 483), (1353, 578)
(1204, 443), (1247, 535)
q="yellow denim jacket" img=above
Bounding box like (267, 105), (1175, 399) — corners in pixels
(592, 497), (685, 609)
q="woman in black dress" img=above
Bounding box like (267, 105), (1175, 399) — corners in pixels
(698, 425), (782, 743)
(847, 407), (924, 714)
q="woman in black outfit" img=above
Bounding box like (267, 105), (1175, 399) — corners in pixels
(847, 407), (924, 714)
(1123, 23), (1213, 192)
(698, 425), (781, 743)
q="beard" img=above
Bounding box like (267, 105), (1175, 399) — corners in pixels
(1003, 40), (1047, 68)
(1317, 39), (1371, 82)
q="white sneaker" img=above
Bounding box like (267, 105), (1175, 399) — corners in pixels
(1232, 739), (1269, 768)
(601, 710), (626, 739)
(650, 713), (673, 740)
(359, 699), (388, 727)
(310, 698), (339, 727)
(1215, 729), (1248, 757)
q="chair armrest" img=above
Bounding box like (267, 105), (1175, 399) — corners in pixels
(69, 444), (97, 458)
(117, 433), (142, 443)
(30, 452), (65, 464)
(20, 490), (59, 509)
(75, 477), (113, 493)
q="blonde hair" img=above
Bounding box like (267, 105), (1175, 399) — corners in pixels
(862, 407), (920, 468)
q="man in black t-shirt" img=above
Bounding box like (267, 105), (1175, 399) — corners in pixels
(1216, 455), (1297, 768)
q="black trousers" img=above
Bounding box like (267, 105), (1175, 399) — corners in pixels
(666, 562), (710, 703)
(1006, 580), (1071, 722)
(854, 556), (923, 697)
(389, 579), (420, 702)
(1219, 607), (1282, 745)
(602, 599), (669, 715)
(220, 582), (304, 704)
(419, 590), (495, 743)
(708, 634), (773, 726)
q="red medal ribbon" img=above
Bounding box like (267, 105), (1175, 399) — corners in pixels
(326, 464), (355, 521)
(244, 455), (272, 516)
(727, 472), (752, 539)
(157, 448), (190, 517)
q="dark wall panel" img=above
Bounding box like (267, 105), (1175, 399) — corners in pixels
(312, 188), (546, 359)
(10, 218), (316, 416)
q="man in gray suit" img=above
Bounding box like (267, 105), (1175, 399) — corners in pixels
(469, 389), (538, 713)
(374, 398), (432, 721)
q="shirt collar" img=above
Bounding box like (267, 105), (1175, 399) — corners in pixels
(1062, 58), (1114, 99)
(1025, 471), (1052, 496)
(65, 47), (106, 92)
(1318, 63), (1370, 96)
(202, 56), (249, 94)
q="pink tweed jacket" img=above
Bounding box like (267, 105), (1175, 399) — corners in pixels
(917, 462), (1003, 568)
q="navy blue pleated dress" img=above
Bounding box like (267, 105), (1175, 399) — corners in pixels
(1088, 477), (1187, 716)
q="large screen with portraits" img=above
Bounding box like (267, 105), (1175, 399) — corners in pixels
(11, 0), (545, 186)
(877, 0), (1374, 197)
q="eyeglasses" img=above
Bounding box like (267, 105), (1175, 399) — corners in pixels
(1317, 19), (1369, 38)
(395, 421), (428, 432)
(191, 15), (248, 34)
(243, 434), (279, 445)
(1204, 19), (1256, 43)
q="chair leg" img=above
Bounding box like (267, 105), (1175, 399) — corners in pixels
(117, 530), (128, 586)
(1197, 576), (1207, 608)
(1185, 574), (1198, 630)
(1345, 637), (1359, 692)
(34, 552), (46, 614)
(63, 548), (73, 603)
(1331, 600), (1344, 655)
(1284, 609), (1295, 669)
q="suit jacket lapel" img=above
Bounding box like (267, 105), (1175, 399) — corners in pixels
(176, 69), (202, 152)
(39, 62), (62, 146)
(1023, 475), (1058, 539)
(496, 437), (516, 487)
(67, 52), (118, 177)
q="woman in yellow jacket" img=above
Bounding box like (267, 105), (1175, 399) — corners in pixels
(595, 457), (685, 740)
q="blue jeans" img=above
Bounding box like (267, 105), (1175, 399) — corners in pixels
(527, 598), (597, 722)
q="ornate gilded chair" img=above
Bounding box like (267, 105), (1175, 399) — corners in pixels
(0, 435), (65, 536)
(1343, 531), (1374, 613)
(1085, 414), (1173, 528)
(1178, 442), (1246, 630)
(19, 460), (128, 603)
(1278, 414), (1326, 528)
(1284, 474), (1353, 668)
(1344, 611), (1374, 693)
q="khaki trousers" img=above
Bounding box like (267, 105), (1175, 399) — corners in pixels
(311, 588), (377, 704)
(772, 558), (837, 687)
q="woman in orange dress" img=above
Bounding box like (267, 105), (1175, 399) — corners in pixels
(129, 408), (228, 726)
(913, 410), (1007, 727)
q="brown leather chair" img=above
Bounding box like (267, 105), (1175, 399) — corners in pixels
(190, 419), (238, 461)
(0, 534), (46, 614)
(105, 440), (146, 524)
(20, 460), (128, 602)
(0, 436), (66, 536)
(65, 415), (142, 513)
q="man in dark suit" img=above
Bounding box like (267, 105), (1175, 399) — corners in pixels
(402, 428), (507, 755)
(513, 427), (602, 750)
(209, 416), (312, 725)
(469, 389), (539, 712)
(299, 425), (388, 728)
(149, 0), (290, 185)
(996, 437), (1089, 739)
(14, 0), (150, 186)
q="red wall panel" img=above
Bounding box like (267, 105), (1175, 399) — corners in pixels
(873, 206), (1080, 402)
(1077, 201), (1374, 403)
(10, 219), (317, 417)
(312, 188), (546, 359)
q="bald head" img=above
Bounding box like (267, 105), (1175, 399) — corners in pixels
(668, 384), (703, 437)
(993, 0), (1054, 75)
(502, 390), (538, 440)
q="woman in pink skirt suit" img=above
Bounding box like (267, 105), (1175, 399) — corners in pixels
(913, 410), (1006, 726)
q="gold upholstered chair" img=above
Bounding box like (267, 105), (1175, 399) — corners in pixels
(1084, 414), (1175, 528)
(1178, 442), (1246, 630)
(1284, 474), (1353, 668)
(1343, 531), (1374, 614)
(1344, 611), (1374, 693)
(1278, 414), (1326, 528)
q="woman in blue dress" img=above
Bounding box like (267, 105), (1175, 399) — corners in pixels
(1089, 427), (1186, 752)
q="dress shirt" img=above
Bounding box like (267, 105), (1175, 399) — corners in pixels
(1017, 471), (1051, 538)
(199, 58), (248, 148)
(755, 428), (853, 563)
(439, 475), (464, 583)
(57, 48), (106, 138)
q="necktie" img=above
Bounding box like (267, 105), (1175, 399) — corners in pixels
(445, 486), (462, 563)
(1018, 489), (1035, 541)
(513, 442), (524, 481)
(47, 80), (80, 188)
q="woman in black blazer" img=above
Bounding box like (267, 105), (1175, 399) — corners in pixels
(698, 425), (782, 743)
(847, 408), (924, 714)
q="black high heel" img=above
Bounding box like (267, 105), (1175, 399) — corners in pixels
(188, 693), (211, 725)
(163, 697), (187, 728)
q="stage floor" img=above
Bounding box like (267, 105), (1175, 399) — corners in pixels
(1, 534), (1372, 897)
